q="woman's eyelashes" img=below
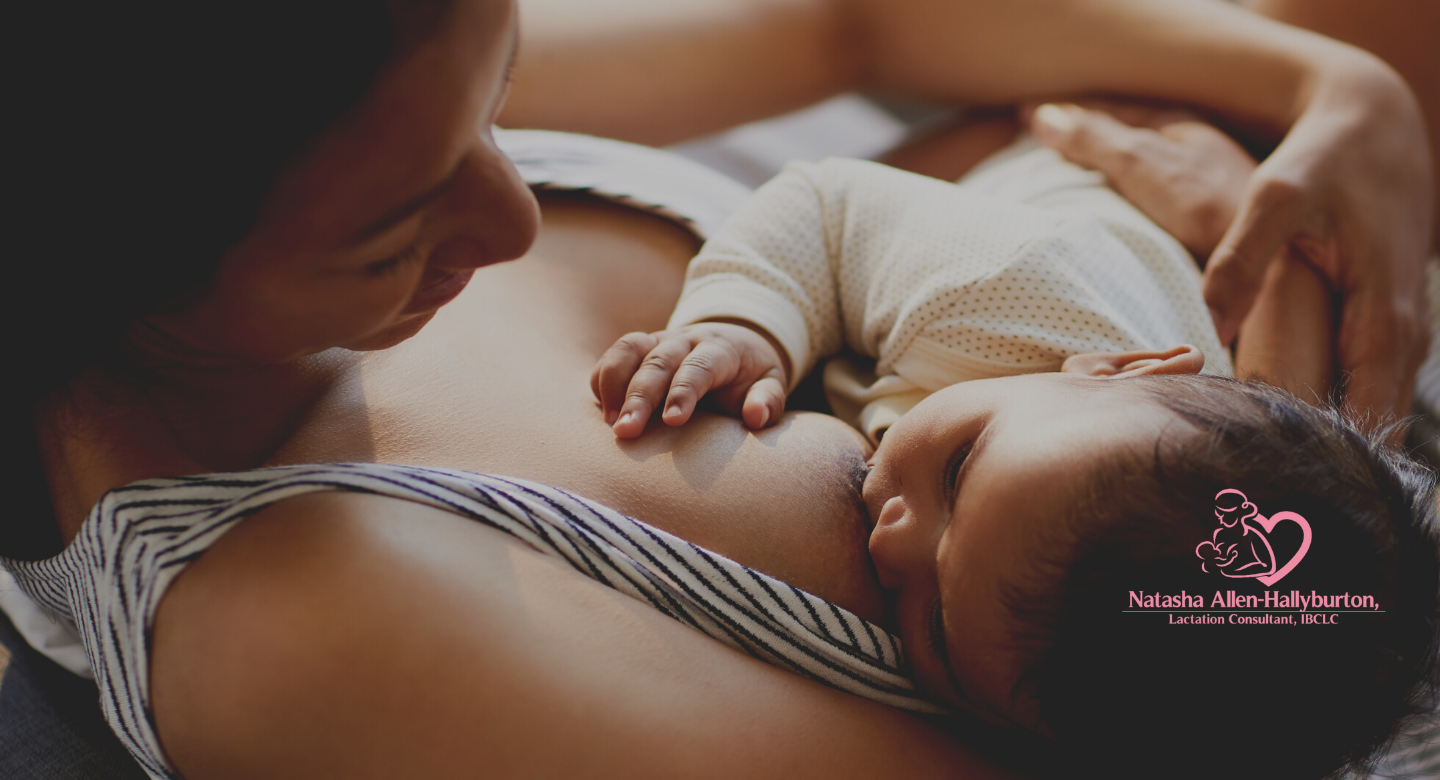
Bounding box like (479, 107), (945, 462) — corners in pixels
(366, 241), (424, 278)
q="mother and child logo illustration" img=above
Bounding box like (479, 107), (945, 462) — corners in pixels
(1195, 489), (1312, 587)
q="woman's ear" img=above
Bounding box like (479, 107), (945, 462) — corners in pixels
(1060, 344), (1204, 378)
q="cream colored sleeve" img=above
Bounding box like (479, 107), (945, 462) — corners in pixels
(667, 161), (848, 391)
(668, 158), (983, 391)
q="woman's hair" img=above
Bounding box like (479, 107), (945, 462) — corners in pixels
(1003, 375), (1440, 780)
(9, 2), (444, 557)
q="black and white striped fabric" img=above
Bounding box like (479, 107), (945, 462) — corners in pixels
(1, 463), (940, 780)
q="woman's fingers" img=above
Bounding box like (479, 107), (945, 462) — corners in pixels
(1032, 99), (1284, 330)
(1334, 264), (1427, 426)
(1032, 103), (1149, 181)
(1203, 175), (1306, 346)
(1031, 102), (1255, 259)
(592, 332), (660, 426)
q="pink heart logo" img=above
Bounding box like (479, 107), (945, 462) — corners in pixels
(1252, 511), (1311, 586)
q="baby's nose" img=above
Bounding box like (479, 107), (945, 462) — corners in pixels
(869, 496), (919, 591)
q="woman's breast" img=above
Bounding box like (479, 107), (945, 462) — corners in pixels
(274, 194), (888, 623)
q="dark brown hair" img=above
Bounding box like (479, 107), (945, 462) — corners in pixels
(1004, 375), (1440, 779)
(7, 2), (448, 558)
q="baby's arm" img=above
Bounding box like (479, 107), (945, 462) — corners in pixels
(591, 159), (998, 438)
(591, 163), (852, 438)
(591, 320), (791, 438)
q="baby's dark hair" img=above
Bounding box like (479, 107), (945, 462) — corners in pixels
(1004, 375), (1440, 779)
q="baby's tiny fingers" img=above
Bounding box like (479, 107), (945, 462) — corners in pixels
(740, 375), (787, 430)
(662, 341), (740, 426)
(614, 338), (693, 438)
(593, 332), (660, 424)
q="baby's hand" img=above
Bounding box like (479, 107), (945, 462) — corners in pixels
(590, 321), (790, 439)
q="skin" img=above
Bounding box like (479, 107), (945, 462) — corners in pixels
(504, 0), (1433, 421)
(52, 4), (998, 776)
(24, 0), (1429, 775)
(882, 104), (1338, 407)
(1241, 0), (1440, 252)
(591, 296), (1211, 730)
(1025, 102), (1340, 408)
(40, 0), (540, 530)
(863, 346), (1206, 729)
(142, 8), (538, 365)
(594, 322), (792, 438)
(143, 214), (1010, 776)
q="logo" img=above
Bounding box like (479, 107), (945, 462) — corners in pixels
(1195, 489), (1312, 587)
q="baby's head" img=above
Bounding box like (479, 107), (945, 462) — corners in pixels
(862, 352), (1440, 780)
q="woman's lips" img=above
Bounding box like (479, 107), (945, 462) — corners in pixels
(402, 268), (475, 314)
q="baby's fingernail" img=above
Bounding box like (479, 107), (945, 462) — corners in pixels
(618, 412), (635, 427)
(757, 408), (769, 428)
(1033, 103), (1077, 134)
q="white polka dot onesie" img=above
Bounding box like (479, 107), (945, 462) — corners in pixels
(667, 138), (1231, 442)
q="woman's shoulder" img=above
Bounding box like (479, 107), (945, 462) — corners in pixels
(494, 128), (754, 240)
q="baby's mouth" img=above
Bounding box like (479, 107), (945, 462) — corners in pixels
(860, 462), (890, 531)
(860, 465), (878, 529)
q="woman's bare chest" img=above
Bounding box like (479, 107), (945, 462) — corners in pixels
(273, 197), (886, 620)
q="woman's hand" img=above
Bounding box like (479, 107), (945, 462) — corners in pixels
(1025, 100), (1341, 408)
(1030, 67), (1433, 421)
(591, 321), (790, 438)
(1028, 101), (1256, 260)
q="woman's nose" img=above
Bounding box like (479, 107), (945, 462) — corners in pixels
(869, 495), (929, 591)
(426, 134), (540, 272)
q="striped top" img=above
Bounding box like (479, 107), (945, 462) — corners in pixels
(1, 464), (940, 779)
(0, 127), (760, 683)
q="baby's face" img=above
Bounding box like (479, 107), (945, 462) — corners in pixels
(862, 371), (1193, 730)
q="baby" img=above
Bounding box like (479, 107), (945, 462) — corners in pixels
(590, 140), (1440, 779)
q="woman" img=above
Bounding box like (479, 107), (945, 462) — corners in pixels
(6, 0), (1432, 777)
(503, 0), (1436, 422)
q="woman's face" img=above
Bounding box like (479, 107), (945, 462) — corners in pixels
(862, 360), (1200, 730)
(146, 0), (538, 364)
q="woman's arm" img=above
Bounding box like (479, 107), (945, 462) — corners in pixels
(884, 106), (1338, 404)
(504, 0), (1385, 146)
(502, 0), (1432, 423)
(1242, 0), (1440, 252)
(500, 0), (858, 147)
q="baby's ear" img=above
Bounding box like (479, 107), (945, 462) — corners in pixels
(1060, 344), (1204, 378)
